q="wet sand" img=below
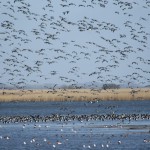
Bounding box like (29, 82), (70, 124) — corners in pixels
(0, 88), (150, 102)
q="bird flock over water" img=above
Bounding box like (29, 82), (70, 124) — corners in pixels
(0, 110), (150, 149)
(0, 0), (150, 89)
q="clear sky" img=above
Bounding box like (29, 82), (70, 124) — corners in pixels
(0, 0), (150, 88)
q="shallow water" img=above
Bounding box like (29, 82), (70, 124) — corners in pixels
(0, 100), (150, 115)
(0, 100), (150, 150)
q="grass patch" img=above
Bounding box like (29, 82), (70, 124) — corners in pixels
(0, 88), (150, 102)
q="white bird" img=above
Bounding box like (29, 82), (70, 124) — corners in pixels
(44, 138), (47, 142)
(23, 141), (26, 145)
(57, 141), (62, 145)
(102, 144), (104, 148)
(106, 144), (109, 148)
(88, 145), (91, 148)
(6, 136), (10, 140)
(30, 138), (35, 143)
(118, 140), (121, 144)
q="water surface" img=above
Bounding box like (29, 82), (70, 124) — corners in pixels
(0, 100), (150, 150)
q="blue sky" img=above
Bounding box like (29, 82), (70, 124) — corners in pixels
(0, 0), (150, 88)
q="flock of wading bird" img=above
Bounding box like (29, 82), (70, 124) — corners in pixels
(0, 0), (150, 99)
(1, 113), (150, 124)
(0, 109), (150, 148)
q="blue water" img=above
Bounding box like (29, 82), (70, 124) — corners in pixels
(0, 100), (150, 150)
(0, 100), (150, 115)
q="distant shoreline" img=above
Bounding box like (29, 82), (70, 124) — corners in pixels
(0, 88), (150, 102)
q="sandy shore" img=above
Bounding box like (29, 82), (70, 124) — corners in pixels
(0, 88), (150, 102)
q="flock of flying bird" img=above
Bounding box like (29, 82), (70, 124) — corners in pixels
(0, 0), (150, 89)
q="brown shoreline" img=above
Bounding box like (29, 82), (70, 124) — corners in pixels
(0, 88), (150, 102)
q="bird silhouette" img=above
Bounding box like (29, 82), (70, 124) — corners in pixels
(0, 0), (149, 90)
